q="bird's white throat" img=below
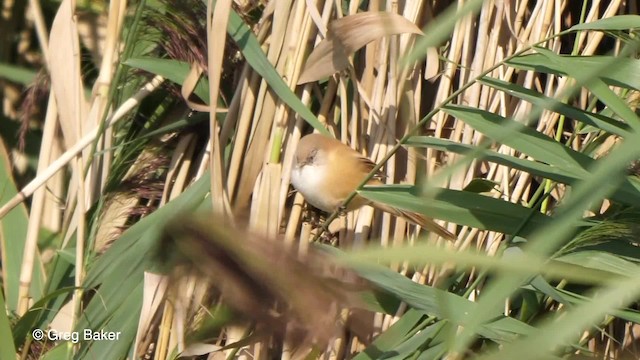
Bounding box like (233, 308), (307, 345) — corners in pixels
(291, 163), (333, 212)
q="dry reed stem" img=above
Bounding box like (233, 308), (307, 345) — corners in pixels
(41, 138), (63, 233)
(91, 0), (127, 198)
(72, 150), (86, 331)
(134, 273), (168, 357)
(205, 0), (243, 355)
(154, 297), (174, 360)
(17, 0), (84, 315)
(148, 148), (203, 357)
(206, 0), (233, 218)
(225, 69), (260, 198)
(19, 92), (57, 302)
(169, 135), (199, 200)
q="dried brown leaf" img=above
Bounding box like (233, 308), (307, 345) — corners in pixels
(330, 12), (423, 54)
(297, 37), (350, 85)
(298, 11), (423, 84)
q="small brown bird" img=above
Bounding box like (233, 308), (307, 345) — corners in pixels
(291, 134), (455, 240)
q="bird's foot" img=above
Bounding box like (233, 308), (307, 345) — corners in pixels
(337, 205), (348, 217)
(303, 209), (324, 228)
(318, 228), (339, 245)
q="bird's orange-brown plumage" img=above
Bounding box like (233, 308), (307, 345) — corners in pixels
(291, 134), (455, 240)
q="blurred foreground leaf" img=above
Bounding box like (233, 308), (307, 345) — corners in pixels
(359, 185), (551, 237)
(155, 214), (366, 352)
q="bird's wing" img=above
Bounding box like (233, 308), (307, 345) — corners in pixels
(371, 202), (456, 240)
(354, 154), (386, 182)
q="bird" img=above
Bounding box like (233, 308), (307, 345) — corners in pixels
(290, 133), (455, 240)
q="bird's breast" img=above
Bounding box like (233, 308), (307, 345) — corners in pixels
(291, 164), (341, 212)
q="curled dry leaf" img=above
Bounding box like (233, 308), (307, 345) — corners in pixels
(298, 11), (424, 84)
(154, 214), (366, 354)
(181, 62), (211, 112)
(330, 12), (424, 55)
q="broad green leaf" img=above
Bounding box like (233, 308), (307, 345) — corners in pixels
(359, 288), (401, 314)
(353, 309), (425, 360)
(478, 77), (631, 137)
(442, 105), (592, 175)
(338, 253), (536, 343)
(535, 47), (640, 133)
(556, 288), (640, 324)
(124, 58), (210, 101)
(131, 112), (209, 142)
(478, 269), (640, 360)
(478, 316), (538, 344)
(405, 136), (640, 205)
(570, 15), (640, 31)
(359, 185), (551, 237)
(406, 136), (579, 184)
(453, 113), (640, 353)
(0, 289), (16, 359)
(38, 253), (77, 330)
(0, 62), (37, 84)
(381, 321), (449, 360)
(39, 344), (73, 360)
(0, 139), (45, 312)
(345, 243), (611, 285)
(79, 282), (142, 359)
(462, 179), (499, 193)
(416, 340), (449, 360)
(528, 275), (570, 305)
(555, 251), (640, 276)
(505, 54), (640, 91)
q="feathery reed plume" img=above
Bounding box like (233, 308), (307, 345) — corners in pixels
(154, 214), (367, 355)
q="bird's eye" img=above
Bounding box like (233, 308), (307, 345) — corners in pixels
(307, 149), (318, 162)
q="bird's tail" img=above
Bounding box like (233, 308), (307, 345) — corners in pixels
(372, 202), (456, 241)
